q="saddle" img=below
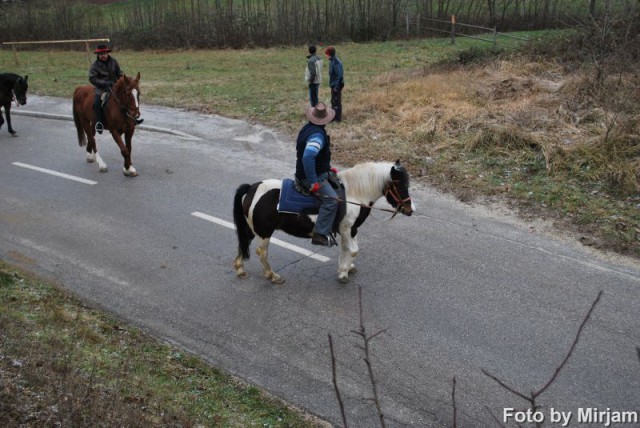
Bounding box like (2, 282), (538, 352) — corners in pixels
(277, 172), (346, 233)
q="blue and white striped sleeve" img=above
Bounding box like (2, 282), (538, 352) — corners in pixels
(302, 132), (325, 184)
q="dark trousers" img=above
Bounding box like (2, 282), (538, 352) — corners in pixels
(331, 87), (342, 121)
(309, 83), (319, 107)
(93, 94), (103, 125)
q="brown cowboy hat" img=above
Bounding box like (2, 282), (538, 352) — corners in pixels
(306, 102), (335, 125)
(94, 44), (112, 54)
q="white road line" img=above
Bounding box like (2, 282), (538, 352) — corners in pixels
(191, 211), (330, 262)
(12, 162), (97, 185)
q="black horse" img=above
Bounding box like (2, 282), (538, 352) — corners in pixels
(0, 73), (29, 136)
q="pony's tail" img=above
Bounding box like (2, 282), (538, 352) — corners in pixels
(72, 89), (86, 147)
(233, 183), (253, 260)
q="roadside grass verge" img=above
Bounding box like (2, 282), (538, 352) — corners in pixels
(1, 30), (637, 256)
(0, 261), (326, 427)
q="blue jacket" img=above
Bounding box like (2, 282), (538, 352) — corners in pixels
(328, 55), (344, 89)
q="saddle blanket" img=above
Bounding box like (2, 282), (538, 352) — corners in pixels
(277, 178), (321, 214)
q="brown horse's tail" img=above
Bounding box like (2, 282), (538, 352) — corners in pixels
(233, 184), (253, 260)
(72, 88), (87, 147)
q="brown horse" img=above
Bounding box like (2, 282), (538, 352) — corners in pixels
(72, 73), (141, 176)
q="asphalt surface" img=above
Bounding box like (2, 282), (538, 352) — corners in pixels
(1, 96), (639, 427)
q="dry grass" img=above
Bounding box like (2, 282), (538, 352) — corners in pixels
(329, 56), (640, 255)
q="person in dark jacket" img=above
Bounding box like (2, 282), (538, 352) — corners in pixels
(89, 44), (142, 134)
(295, 102), (337, 246)
(325, 46), (344, 122)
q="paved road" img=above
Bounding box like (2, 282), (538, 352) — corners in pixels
(1, 96), (639, 427)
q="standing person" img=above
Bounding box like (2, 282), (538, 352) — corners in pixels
(89, 44), (143, 134)
(304, 45), (323, 107)
(295, 102), (337, 247)
(325, 46), (344, 122)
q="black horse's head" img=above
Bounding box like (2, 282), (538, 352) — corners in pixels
(13, 75), (28, 105)
(384, 159), (414, 216)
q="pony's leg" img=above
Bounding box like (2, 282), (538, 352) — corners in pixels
(234, 252), (249, 279)
(255, 237), (284, 285)
(337, 233), (359, 284)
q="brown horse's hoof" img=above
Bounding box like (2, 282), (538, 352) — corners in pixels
(338, 276), (350, 284)
(123, 168), (138, 177)
(100, 167), (109, 173)
(237, 272), (249, 279)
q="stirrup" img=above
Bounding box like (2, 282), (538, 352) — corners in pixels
(135, 118), (144, 125)
(95, 122), (104, 134)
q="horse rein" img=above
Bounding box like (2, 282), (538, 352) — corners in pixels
(314, 179), (412, 219)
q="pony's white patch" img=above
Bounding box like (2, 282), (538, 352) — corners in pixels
(191, 211), (330, 262)
(12, 162), (97, 185)
(132, 89), (139, 108)
(248, 179), (281, 230)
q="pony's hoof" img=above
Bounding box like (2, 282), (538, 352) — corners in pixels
(237, 272), (249, 279)
(99, 166), (109, 173)
(272, 277), (286, 285)
(10, 132), (18, 137)
(348, 266), (358, 275)
(338, 276), (350, 284)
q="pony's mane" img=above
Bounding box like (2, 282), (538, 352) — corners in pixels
(340, 162), (392, 198)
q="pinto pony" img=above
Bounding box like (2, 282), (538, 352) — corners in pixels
(0, 73), (29, 136)
(72, 73), (142, 176)
(233, 160), (415, 284)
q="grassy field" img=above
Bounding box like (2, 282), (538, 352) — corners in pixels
(0, 261), (327, 427)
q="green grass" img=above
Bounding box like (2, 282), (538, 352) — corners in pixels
(0, 261), (324, 427)
(0, 33), (531, 130)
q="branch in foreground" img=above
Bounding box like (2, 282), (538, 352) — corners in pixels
(482, 290), (603, 418)
(328, 334), (348, 428)
(355, 286), (386, 428)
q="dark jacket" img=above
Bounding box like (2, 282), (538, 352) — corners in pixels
(295, 123), (331, 181)
(89, 56), (123, 95)
(328, 55), (344, 89)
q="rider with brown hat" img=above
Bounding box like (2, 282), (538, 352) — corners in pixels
(89, 44), (143, 134)
(295, 102), (338, 246)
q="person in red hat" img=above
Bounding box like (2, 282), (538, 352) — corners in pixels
(295, 102), (338, 246)
(325, 46), (344, 122)
(89, 44), (143, 134)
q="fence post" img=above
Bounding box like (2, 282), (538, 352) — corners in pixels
(85, 41), (91, 64)
(451, 15), (456, 44)
(417, 13), (421, 36)
(12, 44), (19, 66)
(493, 27), (497, 45)
(406, 13), (410, 36)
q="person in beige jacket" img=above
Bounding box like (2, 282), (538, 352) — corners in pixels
(304, 45), (323, 107)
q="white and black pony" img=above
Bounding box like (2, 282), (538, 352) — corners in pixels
(0, 73), (29, 136)
(233, 160), (415, 284)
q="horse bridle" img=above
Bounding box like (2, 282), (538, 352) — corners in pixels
(384, 179), (413, 217)
(108, 85), (140, 122)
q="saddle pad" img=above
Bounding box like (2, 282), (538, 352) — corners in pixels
(277, 178), (321, 214)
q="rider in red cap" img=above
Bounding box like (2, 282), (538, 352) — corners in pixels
(89, 44), (143, 134)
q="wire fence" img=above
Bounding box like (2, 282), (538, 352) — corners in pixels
(403, 14), (529, 46)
